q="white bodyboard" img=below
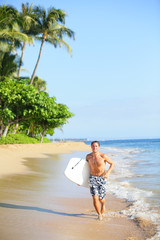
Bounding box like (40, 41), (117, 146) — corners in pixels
(64, 158), (90, 188)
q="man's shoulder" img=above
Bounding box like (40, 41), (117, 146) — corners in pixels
(100, 152), (106, 157)
(86, 153), (92, 160)
(100, 152), (108, 159)
(86, 152), (92, 157)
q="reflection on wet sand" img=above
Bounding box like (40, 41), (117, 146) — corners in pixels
(0, 152), (147, 240)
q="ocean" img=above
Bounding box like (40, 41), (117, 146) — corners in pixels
(85, 139), (160, 240)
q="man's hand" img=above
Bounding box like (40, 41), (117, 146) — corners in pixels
(103, 171), (109, 178)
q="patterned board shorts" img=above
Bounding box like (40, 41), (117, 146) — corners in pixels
(89, 175), (107, 200)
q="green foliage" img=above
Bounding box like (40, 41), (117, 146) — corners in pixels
(0, 3), (75, 143)
(0, 3), (74, 80)
(0, 78), (38, 125)
(0, 133), (51, 144)
(0, 4), (32, 79)
(0, 78), (74, 142)
(35, 136), (51, 143)
(0, 52), (18, 79)
(0, 5), (29, 48)
(32, 76), (48, 93)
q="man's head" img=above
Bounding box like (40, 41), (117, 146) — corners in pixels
(91, 141), (100, 153)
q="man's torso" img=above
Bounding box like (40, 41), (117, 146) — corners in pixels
(86, 152), (106, 176)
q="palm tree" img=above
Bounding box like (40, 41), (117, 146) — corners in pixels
(30, 6), (75, 84)
(0, 52), (18, 79)
(0, 5), (28, 49)
(0, 5), (31, 78)
(17, 3), (37, 77)
(32, 76), (49, 94)
(0, 5), (18, 31)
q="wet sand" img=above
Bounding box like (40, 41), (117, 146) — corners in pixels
(0, 143), (153, 240)
(0, 142), (90, 177)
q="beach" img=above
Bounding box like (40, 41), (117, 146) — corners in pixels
(0, 142), (156, 240)
(0, 142), (90, 177)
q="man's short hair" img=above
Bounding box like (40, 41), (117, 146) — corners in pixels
(91, 141), (100, 146)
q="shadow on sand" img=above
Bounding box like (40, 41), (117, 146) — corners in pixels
(0, 203), (93, 219)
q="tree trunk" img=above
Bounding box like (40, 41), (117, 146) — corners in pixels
(30, 36), (46, 85)
(26, 129), (30, 135)
(13, 123), (19, 134)
(40, 129), (47, 143)
(0, 120), (4, 138)
(40, 134), (44, 143)
(18, 42), (26, 77)
(2, 125), (10, 137)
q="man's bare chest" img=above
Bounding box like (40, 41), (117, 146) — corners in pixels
(90, 156), (105, 167)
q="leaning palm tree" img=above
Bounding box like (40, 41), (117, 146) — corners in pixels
(30, 6), (75, 84)
(17, 3), (37, 77)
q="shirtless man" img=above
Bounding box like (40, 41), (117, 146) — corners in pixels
(86, 141), (115, 221)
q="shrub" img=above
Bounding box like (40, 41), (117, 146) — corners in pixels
(0, 133), (51, 144)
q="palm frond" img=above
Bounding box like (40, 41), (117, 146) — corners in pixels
(46, 36), (72, 56)
(49, 24), (75, 39)
(47, 8), (66, 25)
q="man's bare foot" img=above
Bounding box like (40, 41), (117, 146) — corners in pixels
(98, 214), (103, 221)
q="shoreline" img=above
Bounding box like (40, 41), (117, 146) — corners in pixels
(0, 142), (90, 177)
(0, 142), (157, 240)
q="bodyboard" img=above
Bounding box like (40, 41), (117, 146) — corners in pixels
(64, 158), (90, 188)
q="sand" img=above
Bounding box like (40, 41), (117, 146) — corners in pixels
(0, 142), (155, 240)
(0, 142), (90, 177)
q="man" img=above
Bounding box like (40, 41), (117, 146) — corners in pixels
(86, 140), (114, 221)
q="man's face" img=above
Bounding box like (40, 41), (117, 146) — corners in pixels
(91, 143), (100, 153)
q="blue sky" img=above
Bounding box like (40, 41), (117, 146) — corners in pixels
(2, 0), (160, 139)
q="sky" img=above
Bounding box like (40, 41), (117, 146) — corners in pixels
(1, 0), (160, 140)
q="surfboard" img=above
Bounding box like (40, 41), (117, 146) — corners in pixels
(64, 158), (90, 188)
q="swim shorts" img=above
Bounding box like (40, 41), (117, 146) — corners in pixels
(89, 175), (107, 200)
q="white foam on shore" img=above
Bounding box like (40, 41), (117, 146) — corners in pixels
(102, 146), (160, 240)
(107, 177), (160, 240)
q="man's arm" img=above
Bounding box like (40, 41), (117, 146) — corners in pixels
(86, 153), (92, 162)
(86, 154), (89, 162)
(103, 154), (115, 178)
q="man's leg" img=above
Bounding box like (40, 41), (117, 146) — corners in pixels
(99, 177), (107, 215)
(92, 195), (103, 220)
(92, 195), (101, 214)
(99, 198), (105, 215)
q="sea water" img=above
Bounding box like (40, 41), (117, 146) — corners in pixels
(85, 139), (160, 239)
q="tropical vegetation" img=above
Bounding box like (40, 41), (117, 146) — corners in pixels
(0, 3), (75, 143)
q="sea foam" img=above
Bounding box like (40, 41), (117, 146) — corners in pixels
(101, 144), (160, 240)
